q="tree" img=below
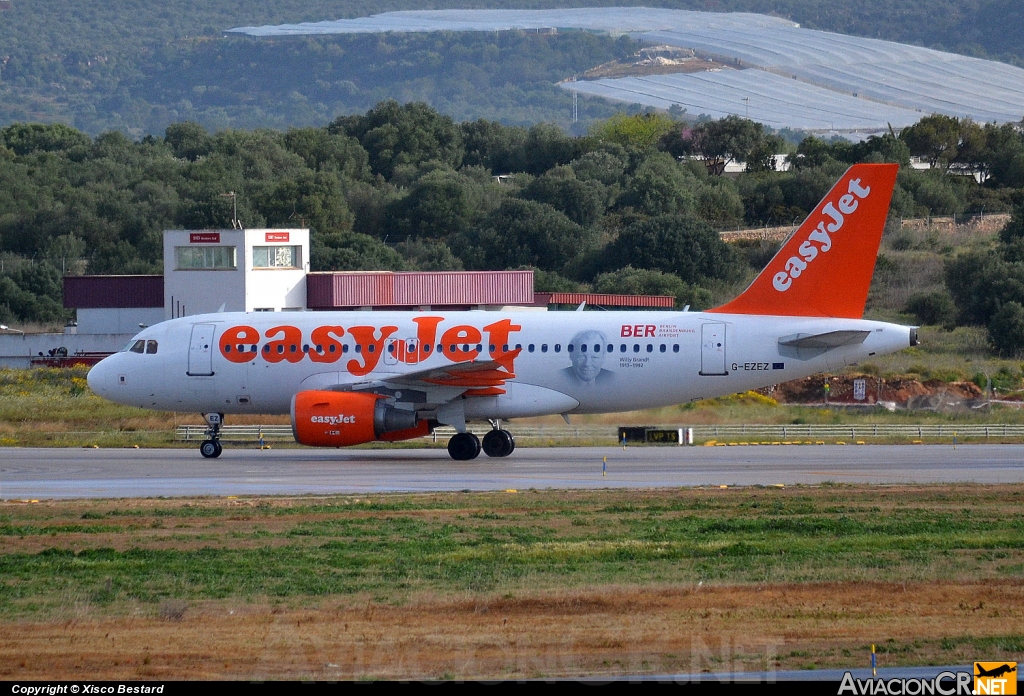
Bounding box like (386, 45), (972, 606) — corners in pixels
(590, 112), (675, 150)
(310, 230), (406, 272)
(460, 119), (528, 173)
(283, 127), (369, 181)
(899, 114), (961, 168)
(385, 168), (498, 239)
(328, 101), (464, 179)
(165, 122), (212, 161)
(1, 123), (90, 156)
(904, 291), (957, 328)
(690, 116), (771, 176)
(618, 152), (695, 216)
(451, 199), (593, 273)
(593, 266), (712, 309)
(602, 213), (738, 284)
(519, 166), (606, 227)
(988, 301), (1024, 356)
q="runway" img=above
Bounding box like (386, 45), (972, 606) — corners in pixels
(2, 444), (1022, 499)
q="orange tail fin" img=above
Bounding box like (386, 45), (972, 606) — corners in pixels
(709, 163), (898, 318)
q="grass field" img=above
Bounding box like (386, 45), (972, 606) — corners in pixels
(1, 485), (1022, 679)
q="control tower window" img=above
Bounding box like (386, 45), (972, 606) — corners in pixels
(253, 245), (301, 269)
(175, 246), (236, 270)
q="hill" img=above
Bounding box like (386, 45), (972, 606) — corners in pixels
(0, 1), (1022, 136)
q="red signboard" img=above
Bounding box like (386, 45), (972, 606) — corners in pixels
(190, 232), (221, 243)
(265, 232), (290, 243)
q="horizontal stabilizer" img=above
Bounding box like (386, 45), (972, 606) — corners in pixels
(778, 331), (870, 349)
(778, 330), (870, 360)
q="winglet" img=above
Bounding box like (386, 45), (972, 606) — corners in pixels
(709, 163), (898, 318)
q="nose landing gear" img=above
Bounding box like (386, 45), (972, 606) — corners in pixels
(200, 412), (224, 459)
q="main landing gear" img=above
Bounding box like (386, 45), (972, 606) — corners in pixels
(200, 412), (224, 459)
(447, 423), (516, 460)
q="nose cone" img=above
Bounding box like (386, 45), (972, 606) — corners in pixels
(87, 355), (116, 398)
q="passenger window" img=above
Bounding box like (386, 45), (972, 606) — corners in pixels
(673, 344), (679, 353)
(659, 344), (666, 353)
(528, 344), (535, 353)
(541, 344), (548, 353)
(355, 345), (362, 353)
(633, 344), (640, 353)
(607, 344), (613, 353)
(262, 345), (270, 354)
(129, 340), (145, 354)
(329, 344), (336, 353)
(424, 344), (432, 353)
(568, 344), (575, 353)
(368, 345), (375, 353)
(387, 344), (395, 353)
(489, 344), (495, 352)
(579, 344), (586, 353)
(554, 344), (562, 353)
(620, 344), (626, 352)
(145, 340), (158, 354)
(476, 344), (482, 352)
(342, 345), (349, 354)
(646, 344), (653, 353)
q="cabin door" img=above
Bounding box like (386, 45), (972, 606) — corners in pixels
(699, 323), (728, 376)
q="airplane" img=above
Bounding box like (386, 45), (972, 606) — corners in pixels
(976, 664), (1016, 679)
(87, 163), (916, 460)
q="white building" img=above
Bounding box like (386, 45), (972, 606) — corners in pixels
(163, 228), (310, 319)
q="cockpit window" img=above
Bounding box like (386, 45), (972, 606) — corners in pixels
(128, 340), (145, 353)
(145, 340), (158, 354)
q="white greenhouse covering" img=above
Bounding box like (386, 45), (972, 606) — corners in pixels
(227, 7), (1024, 132)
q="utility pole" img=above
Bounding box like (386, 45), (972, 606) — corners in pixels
(220, 191), (238, 229)
(572, 76), (578, 123)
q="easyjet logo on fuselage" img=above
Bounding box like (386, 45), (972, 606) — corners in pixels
(217, 317), (521, 376)
(772, 178), (872, 292)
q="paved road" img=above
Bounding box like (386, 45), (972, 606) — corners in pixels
(2, 444), (1022, 499)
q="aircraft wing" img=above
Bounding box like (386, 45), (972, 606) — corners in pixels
(298, 350), (521, 403)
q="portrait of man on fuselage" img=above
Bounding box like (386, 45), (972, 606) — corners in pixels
(562, 329), (615, 387)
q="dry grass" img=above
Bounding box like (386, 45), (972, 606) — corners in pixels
(1, 582), (1020, 680)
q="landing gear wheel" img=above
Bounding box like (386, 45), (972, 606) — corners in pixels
(200, 439), (221, 459)
(448, 432), (482, 460)
(482, 429), (515, 457)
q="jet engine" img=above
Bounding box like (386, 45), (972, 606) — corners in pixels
(291, 390), (424, 447)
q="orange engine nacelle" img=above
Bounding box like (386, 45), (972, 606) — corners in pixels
(290, 390), (421, 447)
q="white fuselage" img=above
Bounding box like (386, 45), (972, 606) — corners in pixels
(87, 310), (912, 419)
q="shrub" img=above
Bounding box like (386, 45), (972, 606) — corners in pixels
(988, 301), (1024, 356)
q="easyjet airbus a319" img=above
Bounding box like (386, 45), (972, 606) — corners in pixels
(88, 164), (916, 460)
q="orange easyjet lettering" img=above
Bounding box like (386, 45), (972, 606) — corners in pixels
(219, 325), (259, 363)
(264, 325), (304, 364)
(218, 319), (523, 374)
(440, 324), (482, 362)
(346, 325), (398, 376)
(309, 325), (345, 364)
